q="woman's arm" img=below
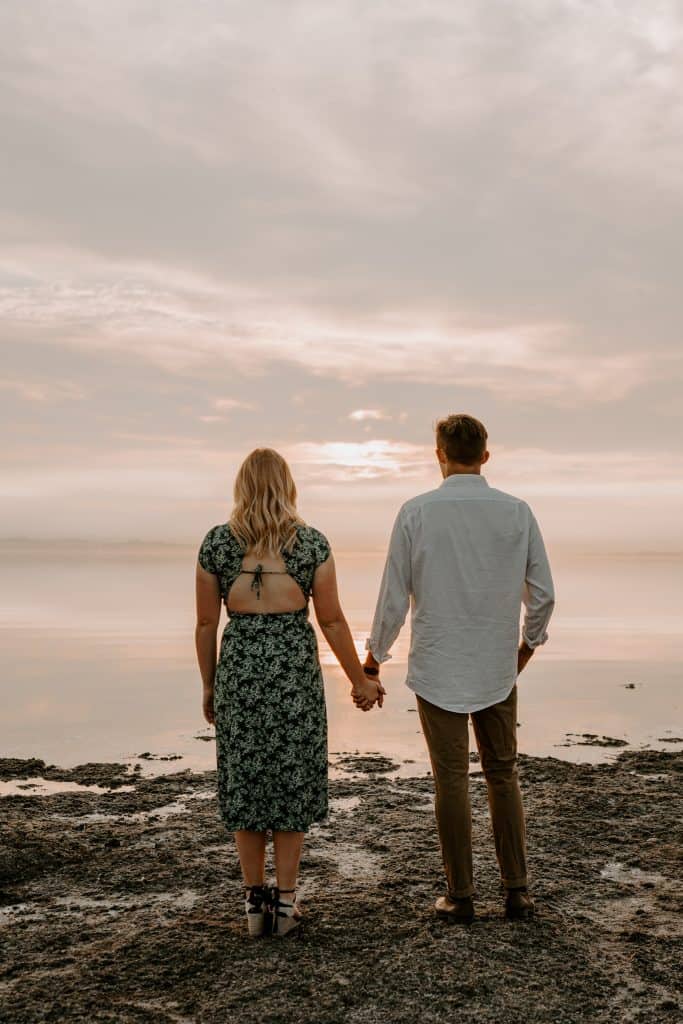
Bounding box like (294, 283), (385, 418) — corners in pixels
(312, 554), (385, 711)
(195, 563), (222, 725)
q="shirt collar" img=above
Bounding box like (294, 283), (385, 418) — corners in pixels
(440, 473), (489, 488)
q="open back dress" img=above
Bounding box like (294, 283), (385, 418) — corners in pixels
(197, 522), (331, 832)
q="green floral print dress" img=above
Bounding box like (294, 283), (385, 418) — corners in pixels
(197, 523), (331, 832)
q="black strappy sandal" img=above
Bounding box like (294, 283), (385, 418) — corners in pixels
(270, 886), (302, 938)
(244, 884), (270, 938)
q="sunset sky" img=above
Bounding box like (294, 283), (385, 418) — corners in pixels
(2, 2), (682, 552)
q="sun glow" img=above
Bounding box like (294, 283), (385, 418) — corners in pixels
(291, 441), (427, 480)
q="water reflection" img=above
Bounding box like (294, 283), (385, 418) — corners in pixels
(1, 543), (681, 773)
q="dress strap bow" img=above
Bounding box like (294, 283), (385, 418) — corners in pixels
(250, 563), (264, 600)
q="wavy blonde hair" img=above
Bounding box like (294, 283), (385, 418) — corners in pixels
(229, 448), (305, 556)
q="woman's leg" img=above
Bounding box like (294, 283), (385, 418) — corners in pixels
(272, 830), (305, 891)
(234, 829), (267, 885)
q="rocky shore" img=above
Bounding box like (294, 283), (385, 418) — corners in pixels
(1, 749), (681, 1023)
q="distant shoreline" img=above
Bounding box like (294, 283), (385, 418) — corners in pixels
(2, 537), (683, 561)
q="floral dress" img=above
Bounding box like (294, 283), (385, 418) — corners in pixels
(197, 523), (331, 832)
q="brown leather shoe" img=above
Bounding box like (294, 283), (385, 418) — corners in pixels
(504, 887), (535, 920)
(435, 894), (475, 924)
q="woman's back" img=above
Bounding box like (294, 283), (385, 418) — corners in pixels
(197, 522), (332, 615)
(226, 549), (308, 614)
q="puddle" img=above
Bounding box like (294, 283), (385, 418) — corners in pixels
(329, 796), (361, 815)
(0, 778), (136, 798)
(52, 790), (215, 824)
(412, 796), (436, 813)
(124, 791), (214, 823)
(1, 890), (202, 927)
(54, 890), (201, 913)
(600, 861), (665, 886)
(309, 836), (381, 880)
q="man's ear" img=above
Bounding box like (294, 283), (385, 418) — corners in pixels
(481, 450), (490, 465)
(435, 446), (446, 464)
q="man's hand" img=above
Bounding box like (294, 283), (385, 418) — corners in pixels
(517, 641), (534, 676)
(202, 687), (215, 725)
(351, 674), (386, 711)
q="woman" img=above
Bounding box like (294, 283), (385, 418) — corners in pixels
(195, 448), (384, 938)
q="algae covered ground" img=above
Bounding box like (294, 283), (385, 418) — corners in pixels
(1, 749), (681, 1023)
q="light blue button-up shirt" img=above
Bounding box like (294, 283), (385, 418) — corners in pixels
(366, 474), (555, 713)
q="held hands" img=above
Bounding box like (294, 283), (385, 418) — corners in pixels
(351, 672), (386, 712)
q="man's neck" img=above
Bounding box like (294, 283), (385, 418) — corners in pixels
(443, 463), (481, 478)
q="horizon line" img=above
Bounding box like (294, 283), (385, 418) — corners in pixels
(1, 537), (682, 560)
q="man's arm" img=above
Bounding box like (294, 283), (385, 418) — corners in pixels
(519, 509), (555, 674)
(364, 507), (412, 672)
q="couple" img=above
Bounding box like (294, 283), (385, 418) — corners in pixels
(195, 413), (555, 937)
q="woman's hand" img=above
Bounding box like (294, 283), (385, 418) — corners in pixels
(202, 687), (215, 725)
(351, 674), (386, 712)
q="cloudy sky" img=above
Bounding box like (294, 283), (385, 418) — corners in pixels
(2, 1), (682, 551)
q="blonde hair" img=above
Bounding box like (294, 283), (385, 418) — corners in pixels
(229, 448), (305, 556)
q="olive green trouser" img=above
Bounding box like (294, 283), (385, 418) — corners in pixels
(416, 683), (528, 899)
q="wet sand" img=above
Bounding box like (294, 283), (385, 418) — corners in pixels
(1, 750), (681, 1023)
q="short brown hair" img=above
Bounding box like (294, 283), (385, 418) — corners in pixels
(435, 413), (488, 465)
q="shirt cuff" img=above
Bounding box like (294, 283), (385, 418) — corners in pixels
(521, 628), (549, 649)
(365, 637), (393, 664)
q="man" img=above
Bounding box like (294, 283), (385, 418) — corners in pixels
(362, 414), (555, 922)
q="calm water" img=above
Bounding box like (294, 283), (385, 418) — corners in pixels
(1, 542), (682, 776)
